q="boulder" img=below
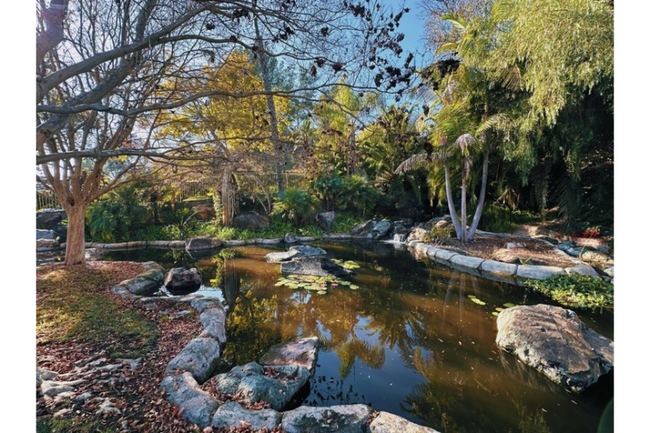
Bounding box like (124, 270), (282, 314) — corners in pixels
(191, 298), (225, 314)
(449, 254), (485, 271)
(407, 227), (428, 243)
(350, 220), (376, 236)
(260, 336), (319, 374)
(212, 401), (282, 431)
(160, 372), (219, 427)
(480, 260), (518, 276)
(211, 362), (310, 411)
(370, 220), (393, 240)
(506, 242), (524, 249)
(604, 266), (614, 278)
(516, 265), (564, 280)
(369, 412), (440, 433)
(192, 204), (215, 220)
(281, 257), (352, 278)
(393, 222), (409, 235)
(164, 267), (202, 293)
(316, 211), (337, 232)
(120, 268), (165, 296)
(282, 404), (372, 433)
(37, 229), (56, 240)
(434, 220), (450, 230)
(233, 213), (270, 230)
(165, 337), (221, 383)
(284, 233), (298, 244)
(266, 245), (327, 263)
(496, 304), (614, 393)
(565, 263), (600, 278)
(36, 209), (66, 230)
(185, 236), (221, 252)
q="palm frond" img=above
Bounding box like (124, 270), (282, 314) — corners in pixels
(502, 64), (523, 91)
(476, 113), (513, 136)
(453, 133), (477, 155)
(395, 153), (429, 174)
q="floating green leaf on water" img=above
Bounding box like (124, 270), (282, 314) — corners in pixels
(317, 291), (327, 295)
(468, 295), (476, 299)
(492, 312), (500, 317)
(495, 307), (504, 312)
(503, 303), (517, 308)
(332, 259), (361, 270)
(349, 284), (360, 290)
(470, 297), (486, 306)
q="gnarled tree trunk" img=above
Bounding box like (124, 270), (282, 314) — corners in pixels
(63, 202), (87, 265)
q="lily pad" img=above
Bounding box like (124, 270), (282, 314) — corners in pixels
(503, 303), (517, 308)
(470, 298), (486, 306)
(491, 312), (499, 317)
(317, 291), (327, 295)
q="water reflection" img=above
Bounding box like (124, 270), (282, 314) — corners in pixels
(101, 243), (613, 432)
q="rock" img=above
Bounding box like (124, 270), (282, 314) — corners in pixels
(211, 362), (310, 411)
(160, 372), (219, 427)
(260, 336), (319, 374)
(370, 220), (393, 240)
(516, 265), (564, 280)
(191, 298), (224, 314)
(434, 220), (449, 230)
(256, 238), (283, 245)
(496, 304), (614, 393)
(233, 213), (270, 230)
(604, 266), (614, 278)
(393, 222), (409, 235)
(41, 379), (83, 397)
(281, 257), (351, 278)
(265, 245), (327, 263)
(350, 220), (375, 236)
(199, 307), (227, 346)
(211, 401), (282, 431)
(121, 358), (142, 372)
(200, 321), (227, 346)
(96, 398), (120, 415)
(407, 227), (428, 243)
(316, 211), (337, 231)
(186, 237), (221, 252)
(449, 254), (485, 271)
(432, 248), (457, 262)
(37, 209), (66, 230)
(581, 250), (613, 264)
(37, 229), (56, 240)
(557, 241), (576, 253)
(120, 268), (165, 296)
(37, 367), (57, 387)
(223, 239), (248, 246)
(492, 248), (521, 264)
(166, 337), (221, 383)
(284, 233), (298, 244)
(165, 267), (203, 292)
(369, 412), (440, 433)
(565, 263), (600, 278)
(75, 392), (93, 403)
(480, 260), (518, 276)
(506, 242), (524, 249)
(282, 404), (371, 433)
(192, 204), (216, 220)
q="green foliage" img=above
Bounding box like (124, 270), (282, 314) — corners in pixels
(312, 172), (345, 211)
(272, 188), (319, 226)
(86, 185), (149, 242)
(312, 172), (379, 215)
(525, 274), (614, 310)
(37, 418), (116, 433)
(331, 213), (364, 233)
(478, 203), (535, 233)
(421, 224), (454, 243)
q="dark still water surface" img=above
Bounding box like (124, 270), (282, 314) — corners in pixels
(101, 241), (613, 433)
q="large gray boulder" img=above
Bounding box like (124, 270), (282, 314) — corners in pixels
(233, 213), (270, 230)
(316, 211), (337, 232)
(160, 372), (219, 427)
(211, 401), (282, 431)
(37, 209), (66, 230)
(37, 229), (56, 240)
(165, 337), (221, 383)
(564, 263), (600, 278)
(211, 362), (310, 411)
(266, 245), (327, 263)
(119, 268), (165, 296)
(185, 236), (221, 252)
(369, 412), (440, 433)
(281, 257), (352, 278)
(260, 336), (319, 374)
(350, 220), (376, 236)
(164, 267), (202, 292)
(370, 220), (393, 240)
(516, 264), (564, 280)
(496, 304), (614, 393)
(282, 404), (372, 433)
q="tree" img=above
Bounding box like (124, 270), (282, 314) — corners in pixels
(36, 0), (415, 265)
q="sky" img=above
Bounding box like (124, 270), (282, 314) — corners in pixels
(382, 0), (434, 69)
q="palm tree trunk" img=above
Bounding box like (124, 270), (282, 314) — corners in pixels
(461, 170), (468, 242)
(444, 161), (463, 239)
(468, 149), (489, 241)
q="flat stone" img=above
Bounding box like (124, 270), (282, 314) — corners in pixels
(212, 401), (281, 431)
(223, 239), (247, 246)
(168, 240), (186, 248)
(449, 254), (485, 271)
(480, 260), (518, 276)
(282, 404), (372, 433)
(565, 263), (600, 278)
(186, 236), (221, 252)
(148, 240), (171, 247)
(160, 372), (219, 427)
(200, 307), (227, 329)
(256, 238), (283, 245)
(516, 265), (564, 280)
(433, 248), (458, 262)
(200, 321), (227, 346)
(506, 242), (524, 249)
(295, 236), (317, 242)
(120, 268), (165, 296)
(496, 304), (614, 393)
(266, 245), (327, 263)
(37, 229), (56, 240)
(96, 398), (120, 415)
(41, 379), (83, 397)
(211, 362), (310, 411)
(604, 266), (614, 278)
(190, 298), (224, 314)
(323, 233), (353, 240)
(166, 337), (221, 383)
(281, 257), (351, 278)
(369, 411), (440, 433)
(260, 336), (319, 374)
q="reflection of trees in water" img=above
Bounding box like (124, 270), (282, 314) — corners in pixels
(221, 259), (240, 310)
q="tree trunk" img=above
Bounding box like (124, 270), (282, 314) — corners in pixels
(461, 173), (467, 242)
(468, 149), (489, 241)
(254, 20), (284, 195)
(37, 0), (69, 71)
(64, 203), (87, 266)
(444, 161), (463, 239)
(221, 166), (237, 226)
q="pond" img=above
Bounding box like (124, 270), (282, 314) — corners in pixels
(99, 241), (613, 433)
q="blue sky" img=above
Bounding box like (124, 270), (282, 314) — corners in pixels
(382, 0), (434, 69)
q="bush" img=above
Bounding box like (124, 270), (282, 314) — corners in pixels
(525, 274), (613, 310)
(339, 176), (380, 216)
(272, 188), (319, 226)
(478, 203), (535, 233)
(422, 225), (454, 243)
(86, 186), (150, 242)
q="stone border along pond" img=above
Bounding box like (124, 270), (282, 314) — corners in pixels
(112, 262), (440, 432)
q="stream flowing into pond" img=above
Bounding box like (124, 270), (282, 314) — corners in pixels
(93, 241), (613, 433)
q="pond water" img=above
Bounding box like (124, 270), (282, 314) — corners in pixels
(98, 241), (613, 433)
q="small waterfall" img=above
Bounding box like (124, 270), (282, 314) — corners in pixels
(392, 233), (407, 243)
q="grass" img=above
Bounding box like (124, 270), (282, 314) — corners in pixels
(37, 419), (116, 433)
(525, 274), (614, 310)
(37, 264), (159, 358)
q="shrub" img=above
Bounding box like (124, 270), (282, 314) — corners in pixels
(339, 176), (380, 216)
(422, 225), (454, 243)
(478, 203), (535, 233)
(272, 188), (319, 226)
(525, 274), (613, 310)
(312, 172), (345, 211)
(86, 186), (150, 242)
